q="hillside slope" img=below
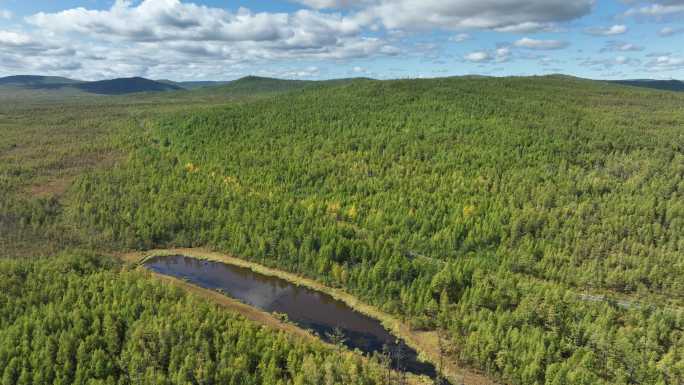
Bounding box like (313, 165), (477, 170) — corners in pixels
(73, 77), (182, 95)
(0, 75), (183, 96)
(199, 76), (315, 95)
(0, 75), (82, 87)
(197, 76), (368, 97)
(157, 79), (232, 89)
(0, 254), (387, 385)
(66, 76), (684, 385)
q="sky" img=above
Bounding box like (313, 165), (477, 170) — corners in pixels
(0, 0), (682, 81)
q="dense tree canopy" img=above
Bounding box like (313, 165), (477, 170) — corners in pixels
(0, 254), (386, 385)
(63, 76), (684, 384)
(2, 75), (684, 385)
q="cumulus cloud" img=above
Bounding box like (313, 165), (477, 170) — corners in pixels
(464, 51), (490, 62)
(355, 0), (594, 32)
(0, 9), (12, 20)
(624, 0), (684, 18)
(494, 47), (512, 62)
(350, 65), (376, 76)
(27, 0), (362, 44)
(13, 0), (401, 79)
(585, 24), (628, 36)
(514, 37), (569, 50)
(0, 30), (82, 75)
(0, 30), (63, 54)
(0, 31), (33, 47)
(0, 0), (678, 80)
(464, 46), (510, 63)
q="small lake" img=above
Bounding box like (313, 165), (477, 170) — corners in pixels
(145, 255), (439, 380)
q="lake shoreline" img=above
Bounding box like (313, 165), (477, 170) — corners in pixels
(121, 247), (496, 385)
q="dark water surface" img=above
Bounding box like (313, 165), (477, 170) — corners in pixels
(145, 255), (439, 379)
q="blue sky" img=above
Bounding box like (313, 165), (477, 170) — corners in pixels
(0, 0), (682, 81)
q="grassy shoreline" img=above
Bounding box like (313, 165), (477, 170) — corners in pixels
(122, 248), (495, 385)
(129, 251), (433, 385)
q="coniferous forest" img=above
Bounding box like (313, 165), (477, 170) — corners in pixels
(0, 254), (386, 385)
(2, 75), (684, 385)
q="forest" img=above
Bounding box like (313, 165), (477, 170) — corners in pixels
(2, 75), (684, 384)
(0, 253), (388, 385)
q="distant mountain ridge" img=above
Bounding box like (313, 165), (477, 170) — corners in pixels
(0, 74), (318, 95)
(0, 75), (83, 87)
(156, 79), (232, 90)
(73, 77), (181, 95)
(0, 75), (181, 95)
(609, 79), (684, 92)
(196, 76), (371, 97)
(3, 74), (682, 97)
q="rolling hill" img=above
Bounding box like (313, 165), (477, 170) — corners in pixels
(0, 74), (322, 97)
(3, 75), (684, 385)
(68, 76), (684, 385)
(0, 75), (83, 87)
(157, 79), (231, 90)
(0, 75), (182, 96)
(72, 77), (182, 95)
(609, 79), (684, 92)
(191, 75), (316, 96)
(196, 75), (370, 98)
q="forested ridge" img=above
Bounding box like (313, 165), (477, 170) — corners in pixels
(64, 76), (684, 384)
(2, 75), (684, 384)
(0, 254), (388, 385)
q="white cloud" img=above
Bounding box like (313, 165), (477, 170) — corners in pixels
(449, 33), (471, 42)
(464, 51), (490, 62)
(0, 0), (679, 80)
(27, 1), (363, 44)
(659, 26), (684, 36)
(624, 1), (684, 18)
(514, 37), (569, 50)
(585, 24), (627, 36)
(648, 54), (684, 71)
(495, 47), (512, 62)
(0, 31), (33, 47)
(600, 41), (644, 52)
(0, 9), (12, 20)
(13, 0), (401, 80)
(464, 46), (511, 63)
(493, 22), (557, 33)
(357, 0), (593, 32)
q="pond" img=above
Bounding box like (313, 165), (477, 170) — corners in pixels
(144, 255), (441, 381)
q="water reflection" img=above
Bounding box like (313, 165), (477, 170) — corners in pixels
(145, 255), (439, 380)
